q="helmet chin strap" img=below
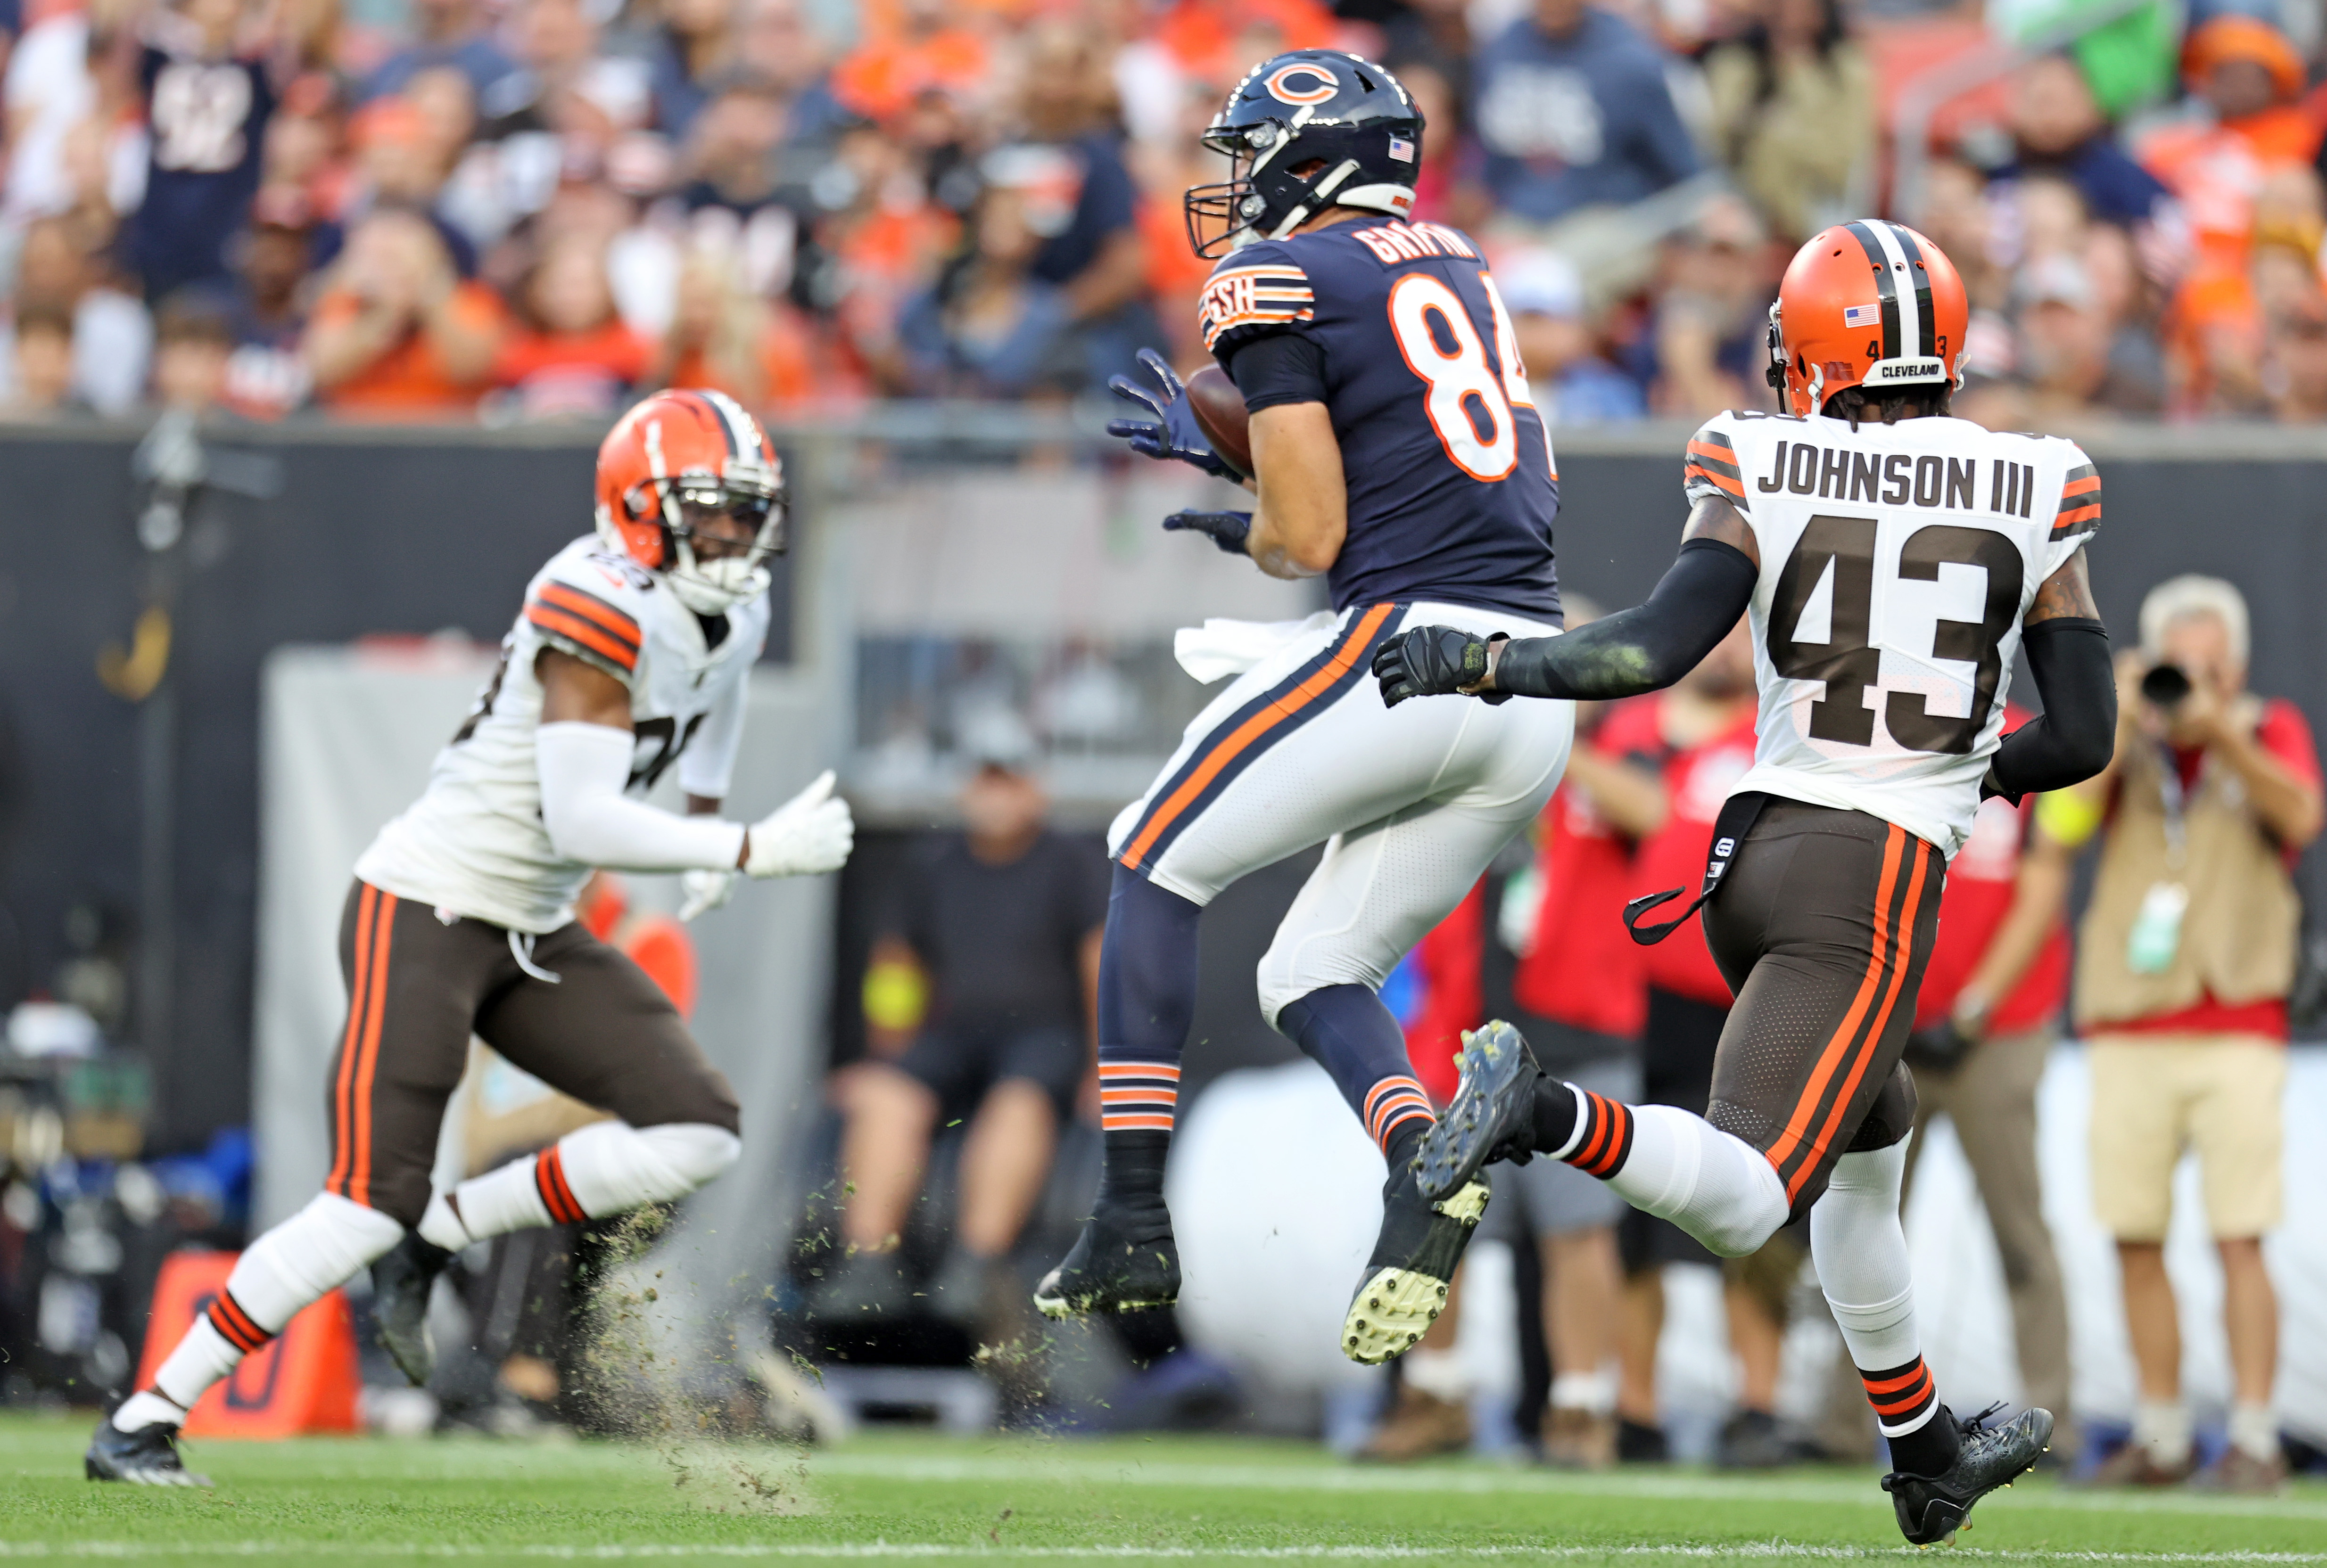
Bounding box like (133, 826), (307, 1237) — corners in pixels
(1268, 158), (1361, 240)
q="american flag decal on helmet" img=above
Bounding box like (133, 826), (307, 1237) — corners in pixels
(1844, 303), (1881, 329)
(1388, 135), (1414, 162)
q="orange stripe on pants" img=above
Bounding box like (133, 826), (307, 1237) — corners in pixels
(1788, 844), (1932, 1202)
(1119, 604), (1395, 873)
(1763, 826), (1906, 1180)
(326, 885), (380, 1198)
(346, 893), (398, 1208)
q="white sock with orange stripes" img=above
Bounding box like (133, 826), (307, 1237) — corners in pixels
(116, 1193), (403, 1431)
(1597, 1104), (1788, 1257)
(421, 1122), (743, 1249)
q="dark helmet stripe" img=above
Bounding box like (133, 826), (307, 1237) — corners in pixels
(1885, 223), (1937, 358)
(701, 388), (762, 463)
(1843, 220), (1898, 362)
(679, 389), (740, 460)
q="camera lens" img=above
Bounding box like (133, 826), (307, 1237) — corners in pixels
(2141, 663), (2193, 708)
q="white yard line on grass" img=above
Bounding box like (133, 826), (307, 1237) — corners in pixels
(1, 1544), (2326, 1563)
(803, 1455), (2327, 1527)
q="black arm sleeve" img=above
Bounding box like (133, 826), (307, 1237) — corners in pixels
(1226, 331), (1328, 412)
(1982, 616), (2115, 804)
(1492, 537), (1758, 700)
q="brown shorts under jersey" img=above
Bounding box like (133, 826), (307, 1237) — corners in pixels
(323, 880), (740, 1227)
(1700, 797), (1945, 1220)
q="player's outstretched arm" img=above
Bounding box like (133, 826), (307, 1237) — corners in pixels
(1980, 553), (2116, 805)
(534, 649), (852, 878)
(1375, 496), (1758, 706)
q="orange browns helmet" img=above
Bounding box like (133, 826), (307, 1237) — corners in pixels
(1765, 220), (1969, 419)
(594, 388), (787, 615)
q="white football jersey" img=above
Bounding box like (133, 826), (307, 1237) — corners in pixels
(1682, 409), (2100, 858)
(355, 536), (770, 932)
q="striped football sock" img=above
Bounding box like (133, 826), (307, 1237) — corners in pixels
(1096, 1056), (1180, 1205)
(121, 1191), (404, 1429)
(1862, 1355), (1962, 1477)
(1273, 984), (1437, 1161)
(1362, 1074), (1436, 1156)
(1089, 866), (1203, 1206)
(1861, 1355), (1939, 1435)
(1549, 1086), (1635, 1178)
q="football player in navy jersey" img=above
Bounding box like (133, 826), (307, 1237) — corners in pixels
(1035, 49), (1576, 1367)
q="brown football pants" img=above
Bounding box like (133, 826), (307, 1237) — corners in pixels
(322, 880), (740, 1228)
(1701, 798), (1946, 1220)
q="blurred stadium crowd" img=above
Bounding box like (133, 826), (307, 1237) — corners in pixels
(6, 0), (2327, 423)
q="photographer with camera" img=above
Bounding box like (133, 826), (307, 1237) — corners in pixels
(2067, 575), (2322, 1493)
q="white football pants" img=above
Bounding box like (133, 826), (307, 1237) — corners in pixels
(1109, 599), (1574, 1025)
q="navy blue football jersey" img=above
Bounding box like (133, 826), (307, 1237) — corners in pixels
(133, 44), (274, 300)
(1199, 218), (1560, 622)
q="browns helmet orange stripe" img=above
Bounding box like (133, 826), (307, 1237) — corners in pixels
(593, 388), (787, 615)
(1766, 221), (1968, 419)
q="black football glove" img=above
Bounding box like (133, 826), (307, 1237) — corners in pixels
(1106, 347), (1235, 481)
(1163, 509), (1251, 554)
(1373, 626), (1509, 707)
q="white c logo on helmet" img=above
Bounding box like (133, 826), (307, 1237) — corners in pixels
(1264, 64), (1339, 105)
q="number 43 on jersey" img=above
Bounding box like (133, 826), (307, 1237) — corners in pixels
(1688, 419), (2101, 762)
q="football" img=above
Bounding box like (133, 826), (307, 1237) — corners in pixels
(1187, 364), (1253, 479)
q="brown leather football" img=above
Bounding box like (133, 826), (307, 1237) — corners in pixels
(1186, 364), (1253, 479)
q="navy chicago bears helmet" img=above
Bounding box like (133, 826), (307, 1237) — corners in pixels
(1184, 49), (1425, 259)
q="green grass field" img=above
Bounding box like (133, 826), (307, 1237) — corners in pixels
(5, 1412), (2326, 1565)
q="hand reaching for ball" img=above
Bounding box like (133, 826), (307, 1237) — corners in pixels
(1106, 348), (1250, 481)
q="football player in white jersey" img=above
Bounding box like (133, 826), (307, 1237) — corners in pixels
(88, 390), (853, 1485)
(1374, 222), (2117, 1543)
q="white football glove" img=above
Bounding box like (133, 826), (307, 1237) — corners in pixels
(677, 868), (737, 922)
(742, 770), (854, 878)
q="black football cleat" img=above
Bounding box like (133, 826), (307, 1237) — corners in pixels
(1343, 1160), (1489, 1364)
(371, 1231), (454, 1387)
(1413, 1021), (1546, 1204)
(1883, 1403), (2055, 1546)
(85, 1415), (209, 1486)
(1033, 1199), (1179, 1318)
